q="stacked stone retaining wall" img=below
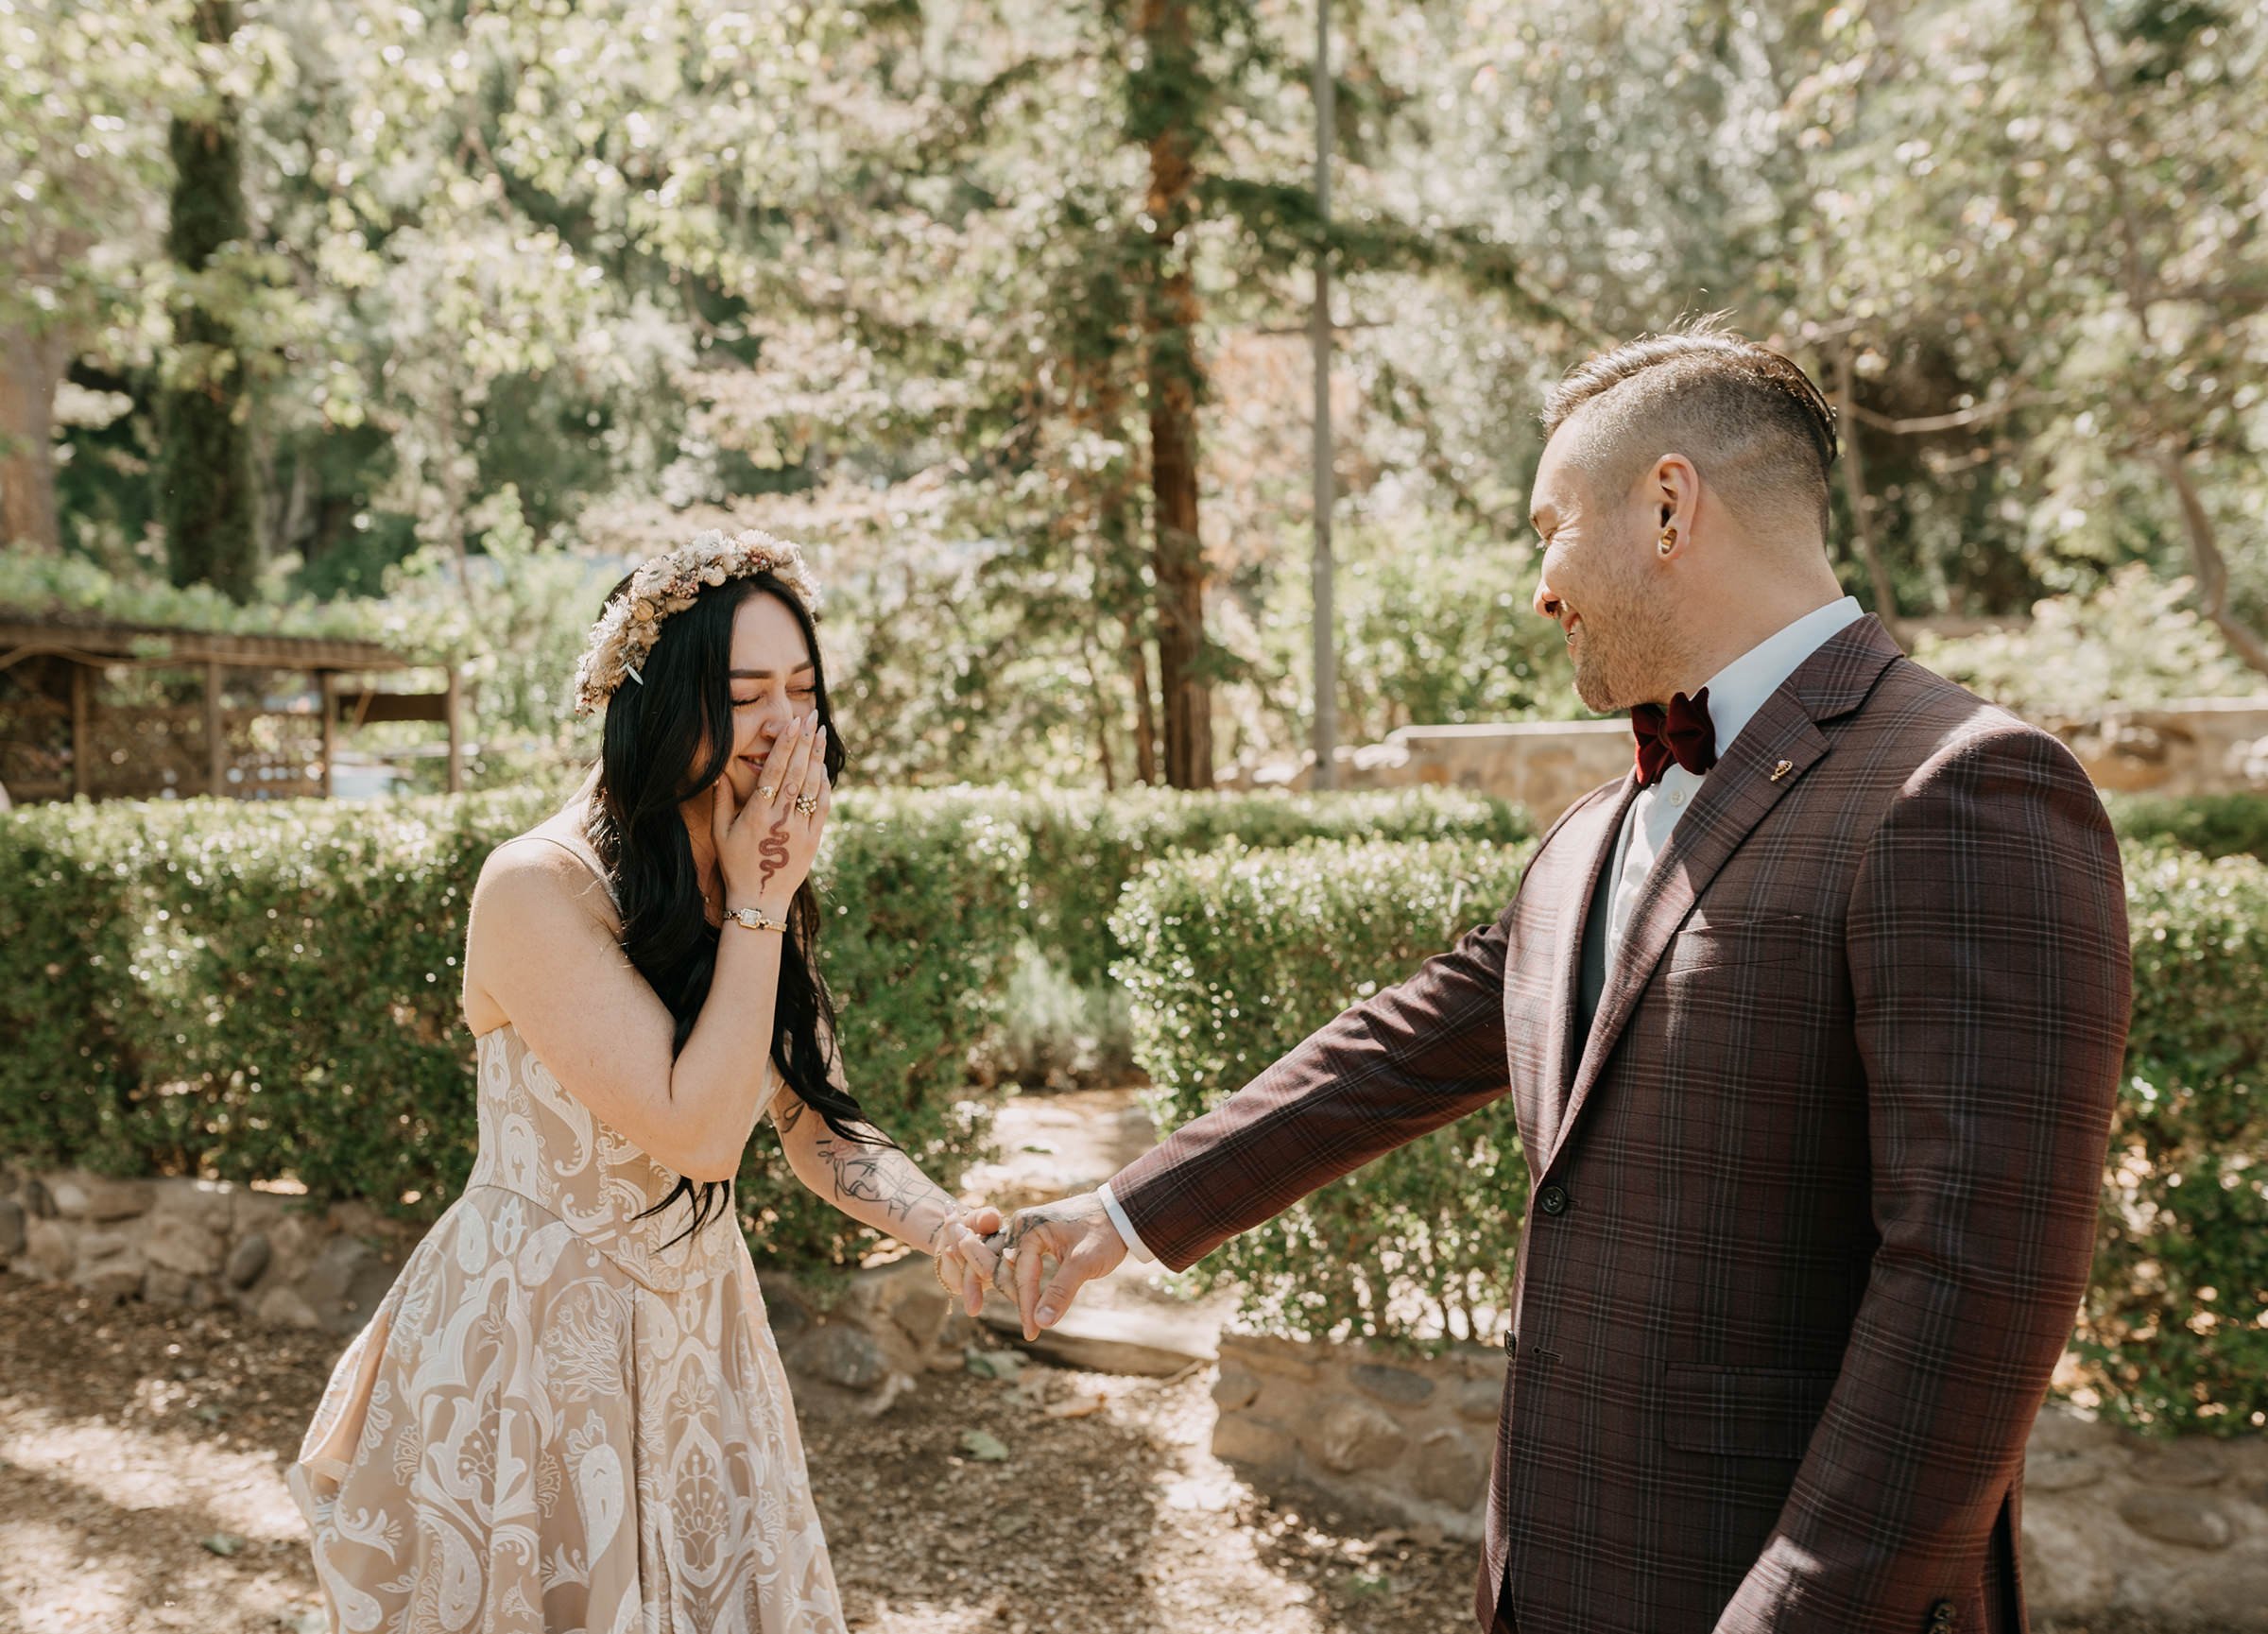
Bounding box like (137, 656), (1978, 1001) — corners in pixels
(1210, 1331), (2268, 1629)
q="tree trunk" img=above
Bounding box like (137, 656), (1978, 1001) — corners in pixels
(160, 0), (259, 602)
(1077, 624), (1119, 792)
(1125, 611), (1160, 786)
(1833, 345), (1903, 647)
(1136, 0), (1211, 790)
(2160, 442), (2268, 680)
(0, 321), (70, 553)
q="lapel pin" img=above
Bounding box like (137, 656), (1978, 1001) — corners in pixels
(1770, 759), (1795, 783)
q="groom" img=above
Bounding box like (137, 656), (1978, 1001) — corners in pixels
(997, 318), (2132, 1633)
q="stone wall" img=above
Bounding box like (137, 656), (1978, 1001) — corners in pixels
(1211, 1331), (2268, 1629)
(756, 1256), (990, 1419)
(0, 1163), (983, 1417)
(0, 1164), (420, 1337)
(1223, 697), (2268, 823)
(2045, 697), (2268, 798)
(1210, 1333), (1503, 1540)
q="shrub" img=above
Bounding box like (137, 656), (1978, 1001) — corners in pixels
(1114, 834), (2268, 1435)
(1017, 786), (1530, 989)
(2083, 842), (2268, 1435)
(0, 803), (157, 1173)
(2106, 792), (2268, 864)
(0, 788), (1025, 1271)
(844, 784), (1533, 1092)
(1110, 835), (1534, 1345)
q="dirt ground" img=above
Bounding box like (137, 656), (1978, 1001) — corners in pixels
(0, 1270), (1487, 1634)
(0, 1269), (2209, 1634)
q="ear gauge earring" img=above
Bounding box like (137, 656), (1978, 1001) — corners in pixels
(1658, 526), (1677, 557)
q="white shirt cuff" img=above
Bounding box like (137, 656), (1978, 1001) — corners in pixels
(1096, 1181), (1157, 1264)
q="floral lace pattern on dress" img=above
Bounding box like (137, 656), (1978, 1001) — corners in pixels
(287, 1023), (845, 1634)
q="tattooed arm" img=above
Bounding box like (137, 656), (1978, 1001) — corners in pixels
(768, 1087), (1001, 1305)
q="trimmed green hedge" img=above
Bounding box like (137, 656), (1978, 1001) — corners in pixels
(2106, 792), (2268, 863)
(1114, 834), (2268, 1437)
(2085, 842), (2268, 1434)
(851, 786), (1531, 989)
(1112, 836), (1535, 1344)
(0, 789), (1025, 1270)
(0, 783), (1517, 1267)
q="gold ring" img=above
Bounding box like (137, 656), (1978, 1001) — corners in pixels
(795, 794), (819, 816)
(760, 784), (780, 801)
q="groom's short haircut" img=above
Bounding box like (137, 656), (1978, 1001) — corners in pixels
(1541, 314), (1840, 542)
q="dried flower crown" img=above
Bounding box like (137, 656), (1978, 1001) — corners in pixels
(573, 527), (824, 716)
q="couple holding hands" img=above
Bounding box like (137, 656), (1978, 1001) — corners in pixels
(290, 319), (2130, 1634)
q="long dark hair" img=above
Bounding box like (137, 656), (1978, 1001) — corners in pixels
(579, 569), (886, 1247)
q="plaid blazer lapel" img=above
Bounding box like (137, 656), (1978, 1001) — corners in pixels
(1530, 774), (1640, 1162)
(1545, 616), (1904, 1176)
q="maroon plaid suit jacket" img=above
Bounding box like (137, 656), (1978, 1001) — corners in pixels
(1108, 616), (2131, 1634)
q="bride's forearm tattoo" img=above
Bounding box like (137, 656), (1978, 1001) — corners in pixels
(778, 1100), (986, 1266)
(810, 1130), (947, 1227)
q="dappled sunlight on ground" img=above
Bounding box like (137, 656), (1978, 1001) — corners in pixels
(0, 1271), (1482, 1634)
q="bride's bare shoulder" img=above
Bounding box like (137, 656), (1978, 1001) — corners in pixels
(463, 808), (620, 1033)
(471, 808), (616, 931)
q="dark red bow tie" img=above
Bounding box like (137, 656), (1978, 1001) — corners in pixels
(1630, 688), (1718, 787)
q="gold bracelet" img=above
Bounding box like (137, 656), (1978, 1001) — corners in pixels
(934, 1250), (959, 1299)
(723, 905), (787, 935)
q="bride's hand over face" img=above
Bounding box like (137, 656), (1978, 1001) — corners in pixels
(713, 715), (831, 913)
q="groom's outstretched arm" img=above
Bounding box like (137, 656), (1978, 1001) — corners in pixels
(997, 893), (1524, 1338)
(1106, 893), (1523, 1273)
(1718, 727), (2131, 1633)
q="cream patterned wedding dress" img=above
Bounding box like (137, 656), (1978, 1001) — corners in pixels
(287, 1010), (848, 1634)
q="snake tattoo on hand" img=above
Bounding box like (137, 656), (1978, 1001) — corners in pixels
(756, 813), (792, 894)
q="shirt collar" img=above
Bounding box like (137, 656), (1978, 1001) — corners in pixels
(1697, 595), (1865, 759)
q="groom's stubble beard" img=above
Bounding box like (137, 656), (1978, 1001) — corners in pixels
(1567, 540), (1693, 715)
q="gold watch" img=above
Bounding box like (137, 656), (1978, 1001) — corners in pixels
(724, 904), (787, 935)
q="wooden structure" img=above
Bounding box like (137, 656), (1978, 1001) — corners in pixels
(0, 616), (459, 803)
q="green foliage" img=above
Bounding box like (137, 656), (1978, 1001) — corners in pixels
(0, 543), (442, 652)
(0, 806), (151, 1172)
(158, 0), (255, 602)
(2106, 793), (2268, 864)
(0, 787), (1026, 1271)
(1248, 515), (1583, 756)
(2086, 843), (2268, 1434)
(14, 0), (2268, 793)
(1911, 566), (2257, 717)
(1114, 832), (2268, 1433)
(858, 784), (1532, 990)
(1110, 835), (1534, 1346)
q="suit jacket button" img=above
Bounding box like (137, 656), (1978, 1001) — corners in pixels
(1928, 1602), (1955, 1628)
(1503, 1330), (1519, 1357)
(1538, 1184), (1570, 1217)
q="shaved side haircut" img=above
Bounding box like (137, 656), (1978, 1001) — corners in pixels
(1541, 314), (1840, 542)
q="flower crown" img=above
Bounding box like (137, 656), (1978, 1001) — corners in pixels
(573, 527), (824, 716)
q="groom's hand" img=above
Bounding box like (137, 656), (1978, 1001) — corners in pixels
(991, 1192), (1128, 1342)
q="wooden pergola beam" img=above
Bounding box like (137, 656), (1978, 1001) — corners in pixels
(2, 614), (450, 804)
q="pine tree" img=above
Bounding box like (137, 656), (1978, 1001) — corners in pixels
(158, 0), (257, 601)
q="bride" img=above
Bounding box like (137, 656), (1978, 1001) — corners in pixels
(289, 529), (1004, 1633)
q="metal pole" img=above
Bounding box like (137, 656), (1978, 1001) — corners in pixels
(1309, 0), (1337, 790)
(445, 665), (463, 794)
(318, 670), (335, 799)
(204, 661), (226, 797)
